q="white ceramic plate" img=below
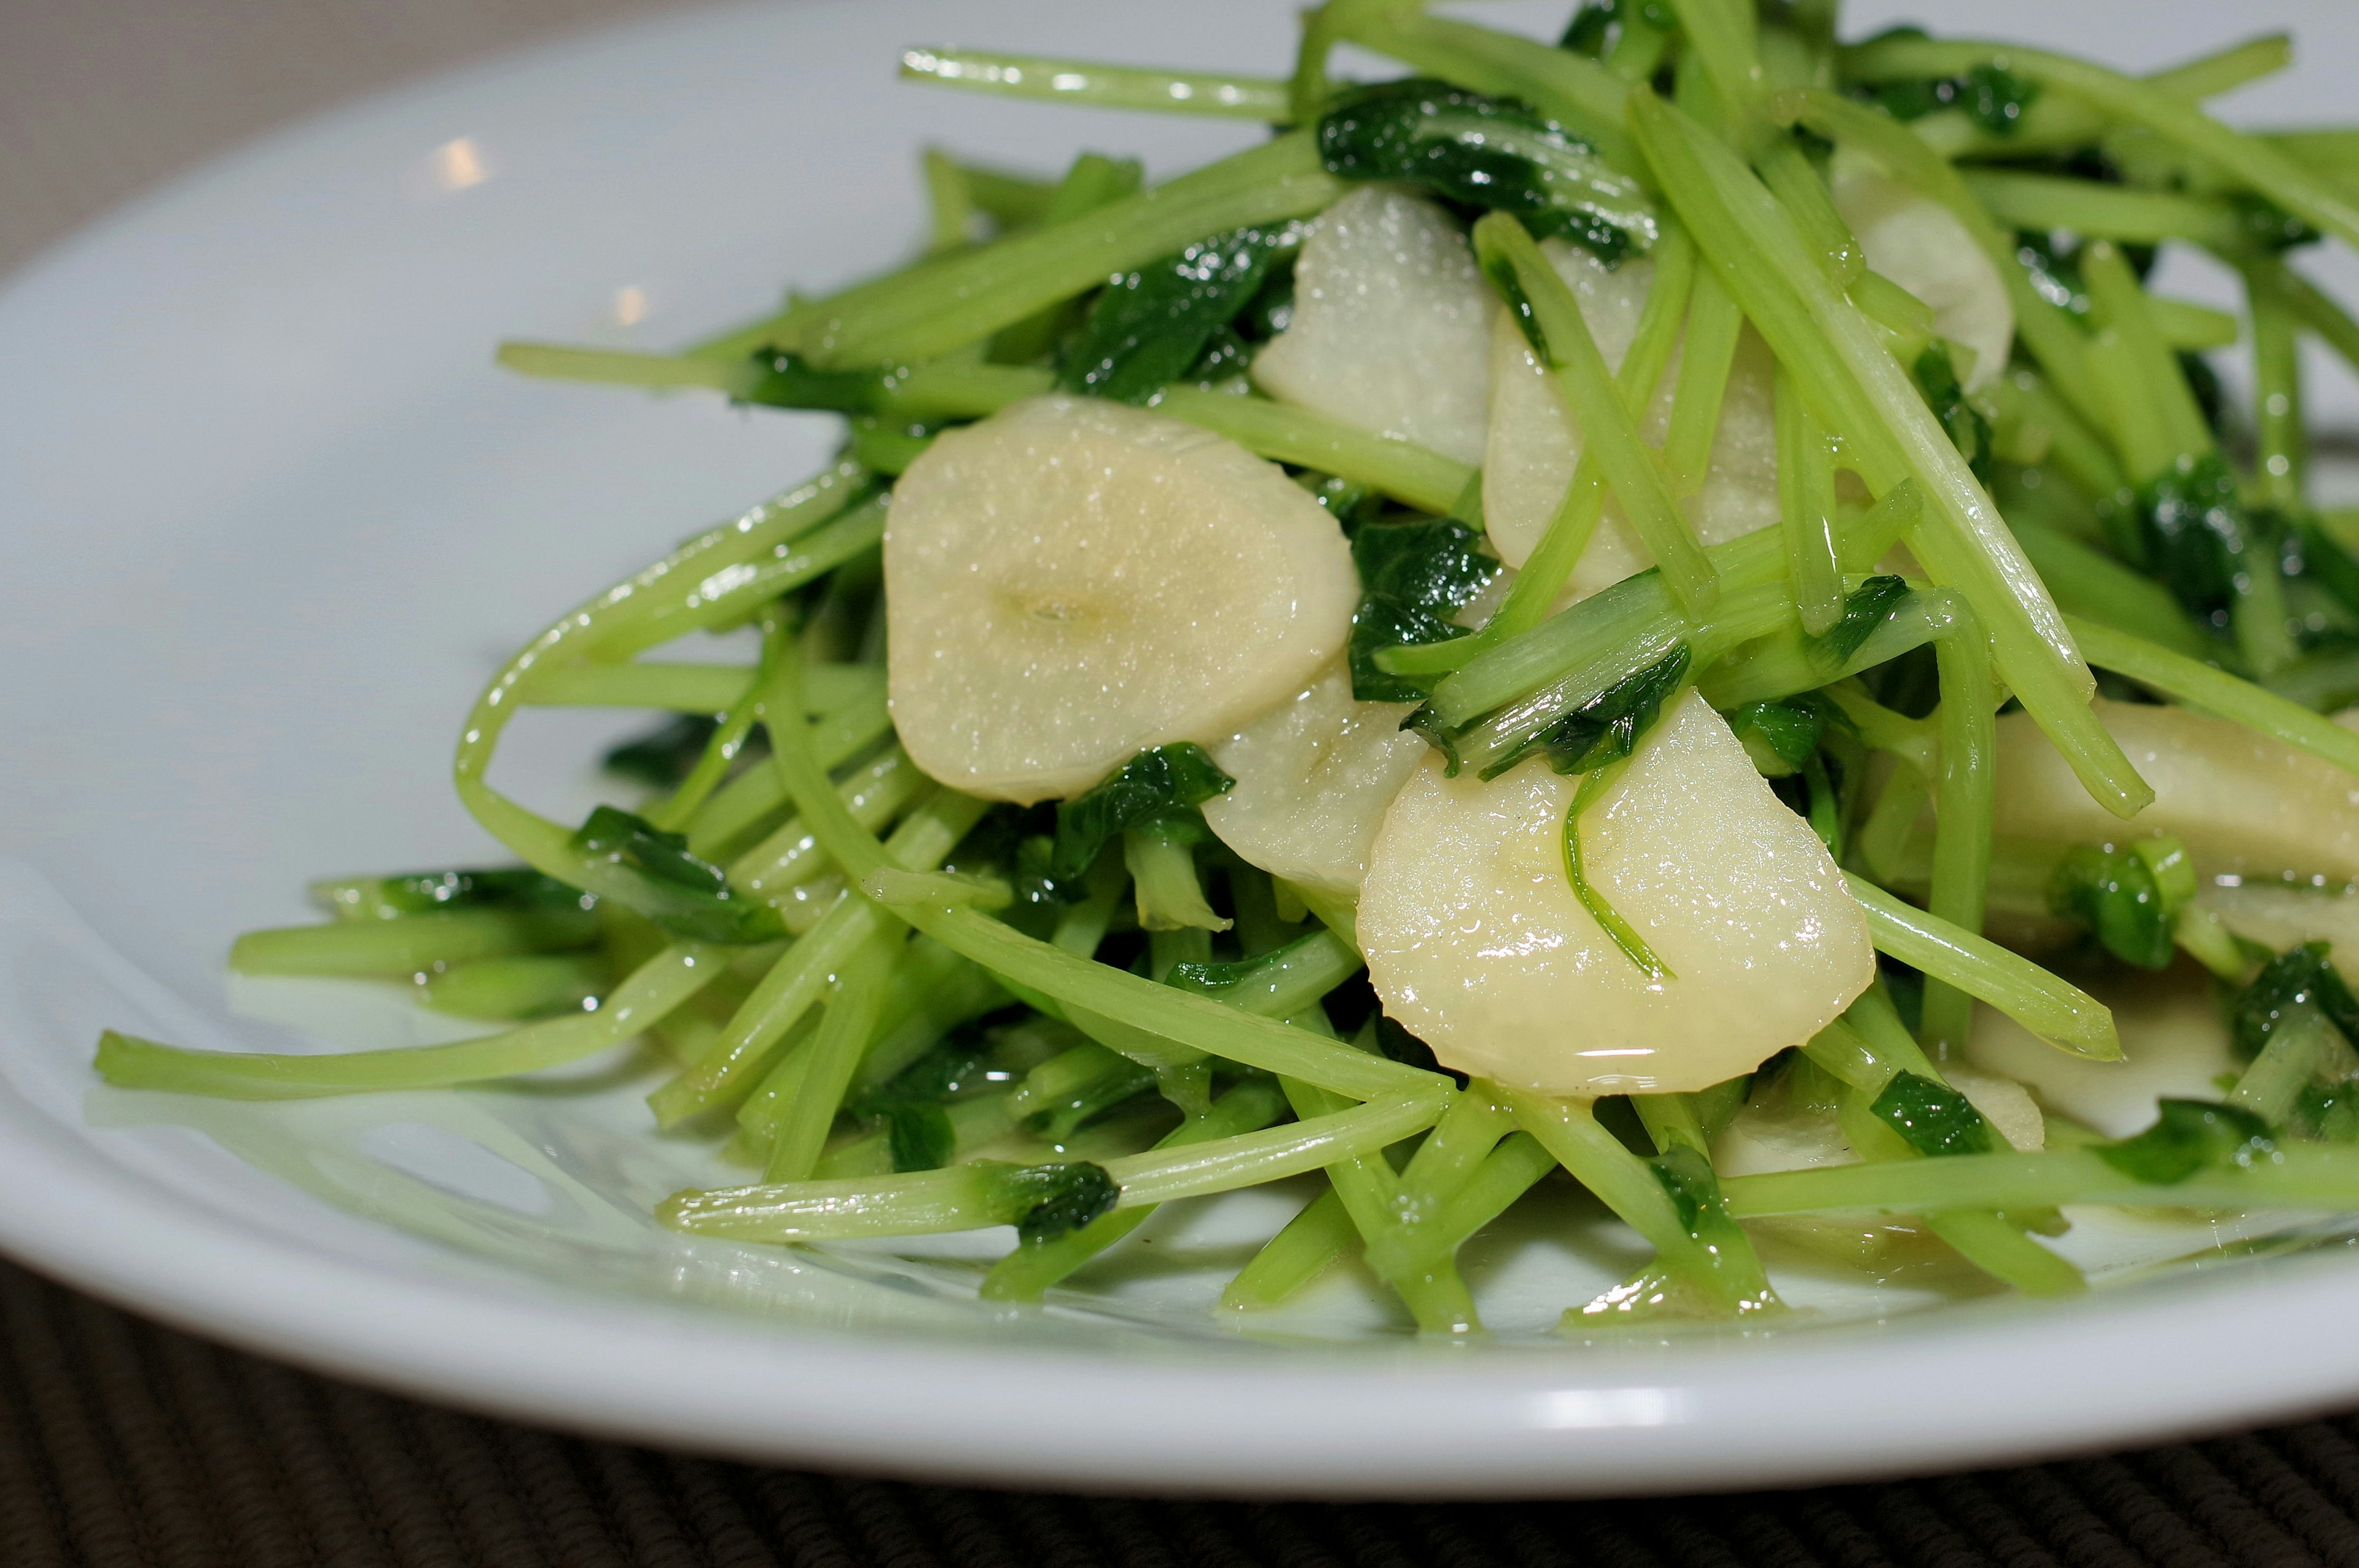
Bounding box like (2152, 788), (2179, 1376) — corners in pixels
(9, 0), (2359, 1499)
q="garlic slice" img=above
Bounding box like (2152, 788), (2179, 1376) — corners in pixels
(1831, 146), (2014, 393)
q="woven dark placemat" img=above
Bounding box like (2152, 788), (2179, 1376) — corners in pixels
(7, 1258), (2359, 1568)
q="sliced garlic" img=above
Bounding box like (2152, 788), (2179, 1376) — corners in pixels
(1358, 691), (1876, 1094)
(1201, 662), (1424, 899)
(1944, 1063), (2046, 1152)
(1481, 242), (1779, 598)
(1831, 146), (2014, 393)
(1993, 698), (2359, 884)
(1249, 187), (1492, 464)
(885, 396), (1356, 803)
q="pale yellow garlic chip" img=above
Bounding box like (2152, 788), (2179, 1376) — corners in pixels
(2196, 881), (2359, 963)
(1249, 187), (1492, 464)
(1358, 691), (1876, 1094)
(1966, 966), (2231, 1139)
(885, 396), (1356, 804)
(1830, 146), (2014, 393)
(1943, 1063), (2046, 1152)
(1481, 243), (1778, 598)
(1993, 698), (2359, 883)
(1712, 1098), (1856, 1178)
(1202, 662), (1423, 899)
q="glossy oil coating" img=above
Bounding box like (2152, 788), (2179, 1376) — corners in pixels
(1358, 690), (1875, 1094)
(1831, 147), (2014, 394)
(1250, 187), (1493, 465)
(885, 396), (1356, 803)
(1993, 698), (2359, 884)
(1480, 240), (1779, 596)
(1202, 660), (1423, 897)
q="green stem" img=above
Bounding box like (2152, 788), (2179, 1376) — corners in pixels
(1723, 1141), (2359, 1217)
(1222, 1187), (1355, 1309)
(2247, 266), (2308, 512)
(99, 943), (721, 1099)
(1664, 267), (1746, 494)
(722, 747), (923, 899)
(1339, 10), (1636, 170)
(1844, 873), (2119, 1060)
(761, 931), (899, 1182)
(898, 48), (1291, 120)
(2069, 616), (2359, 773)
(1154, 386), (1473, 517)
(1775, 367), (1845, 635)
(1959, 172), (2240, 248)
(228, 907), (598, 978)
(1923, 597), (1997, 1054)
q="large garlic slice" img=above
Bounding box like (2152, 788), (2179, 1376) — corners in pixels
(1358, 691), (1876, 1094)
(1202, 662), (1424, 898)
(1831, 146), (2014, 393)
(1993, 698), (2359, 884)
(1249, 187), (1492, 464)
(1481, 241), (1780, 597)
(1966, 964), (2230, 1139)
(885, 396), (1356, 803)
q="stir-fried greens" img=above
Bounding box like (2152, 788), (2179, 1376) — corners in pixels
(92, 1), (2359, 1333)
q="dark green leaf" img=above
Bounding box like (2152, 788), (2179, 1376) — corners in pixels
(1401, 705), (1465, 776)
(736, 353), (890, 413)
(2233, 940), (2359, 1063)
(2232, 193), (2321, 255)
(1349, 515), (1500, 702)
(1050, 745), (1236, 880)
(603, 715), (723, 789)
(885, 1105), (956, 1173)
(1316, 79), (1653, 263)
(1483, 644), (1689, 779)
(2048, 845), (2175, 969)
(1870, 1069), (1998, 1158)
(1912, 343), (1993, 483)
(1812, 574), (1911, 667)
(2107, 452), (2255, 626)
(2094, 1098), (2275, 1184)
(321, 868), (586, 919)
(1864, 63), (2038, 136)
(1007, 1161), (1122, 1242)
(568, 806), (781, 943)
(1058, 225), (1298, 404)
(1726, 700), (1825, 778)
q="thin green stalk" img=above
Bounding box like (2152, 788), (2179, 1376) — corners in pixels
(898, 48), (1291, 120)
(2006, 522), (2216, 665)
(2248, 267), (2308, 511)
(1664, 267), (1746, 494)
(2264, 256), (2359, 384)
(1844, 872), (2119, 1060)
(683, 688), (894, 861)
(1723, 1141), (2359, 1217)
(1564, 758), (1673, 979)
(920, 148), (974, 252)
(1339, 10), (1637, 170)
(2080, 242), (2216, 472)
(525, 660), (877, 716)
(2229, 1009), (2348, 1128)
(762, 931), (899, 1182)
(1923, 598), (1997, 1054)
(646, 623), (788, 832)
(1154, 387), (1473, 517)
(1102, 1088), (1454, 1204)
(1841, 37), (2359, 254)
(228, 907), (598, 978)
(1759, 139), (1863, 287)
(1381, 1132), (1560, 1278)
(1775, 368), (1845, 634)
(1504, 1089), (1778, 1314)
(1474, 214), (1719, 617)
(1767, 87), (2108, 451)
(1281, 1074), (1478, 1334)
(981, 1080), (1293, 1301)
(1959, 172), (2240, 249)
(1632, 93), (2148, 819)
(791, 133), (1342, 367)
(1223, 1187), (1355, 1309)
(98, 942), (722, 1099)
(722, 747), (923, 899)
(2067, 617), (2359, 776)
(421, 953), (606, 1021)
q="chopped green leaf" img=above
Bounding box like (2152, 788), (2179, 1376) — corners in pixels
(1912, 343), (1994, 483)
(1316, 79), (1656, 263)
(1870, 1069), (1999, 1158)
(1050, 744), (1235, 880)
(1009, 1161), (1122, 1242)
(1058, 224), (1299, 404)
(310, 867), (585, 921)
(737, 353), (891, 413)
(1726, 699), (1826, 778)
(2110, 451), (2254, 627)
(2094, 1098), (2275, 1185)
(885, 1104), (957, 1172)
(602, 714), (731, 788)
(1350, 515), (1500, 702)
(1486, 644), (1689, 779)
(2233, 940), (2359, 1063)
(569, 805), (783, 943)
(1810, 574), (1911, 668)
(1864, 63), (2040, 136)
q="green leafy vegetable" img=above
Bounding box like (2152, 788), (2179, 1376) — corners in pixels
(1316, 79), (1655, 263)
(2047, 839), (2191, 970)
(1487, 644), (1690, 779)
(1349, 515), (1500, 702)
(2234, 941), (2359, 1063)
(569, 805), (783, 943)
(1050, 745), (1236, 880)
(1864, 60), (2041, 137)
(738, 352), (892, 413)
(1009, 1161), (1123, 1242)
(1869, 1070), (1998, 1158)
(1726, 700), (1825, 778)
(2094, 1098), (2276, 1185)
(1057, 224), (1297, 403)
(1810, 575), (1912, 668)
(2110, 452), (2256, 628)
(1912, 343), (1994, 482)
(309, 867), (585, 921)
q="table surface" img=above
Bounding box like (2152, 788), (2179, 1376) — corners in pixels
(10, 1), (2359, 1562)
